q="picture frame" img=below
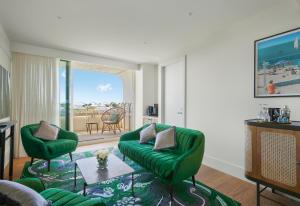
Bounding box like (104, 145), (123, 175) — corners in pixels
(254, 27), (300, 97)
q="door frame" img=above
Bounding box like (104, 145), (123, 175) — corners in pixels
(159, 55), (187, 127)
(59, 60), (71, 131)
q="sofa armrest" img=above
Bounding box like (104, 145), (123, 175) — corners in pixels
(58, 129), (79, 142)
(15, 178), (46, 193)
(172, 134), (205, 184)
(119, 127), (144, 142)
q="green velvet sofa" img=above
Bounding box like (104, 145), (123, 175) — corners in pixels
(21, 124), (78, 171)
(118, 124), (205, 199)
(16, 178), (104, 206)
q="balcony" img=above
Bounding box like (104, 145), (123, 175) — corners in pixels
(60, 103), (132, 143)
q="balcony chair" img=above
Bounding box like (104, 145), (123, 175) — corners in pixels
(101, 107), (124, 134)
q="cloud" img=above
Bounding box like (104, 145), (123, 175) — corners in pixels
(61, 71), (66, 78)
(96, 83), (112, 92)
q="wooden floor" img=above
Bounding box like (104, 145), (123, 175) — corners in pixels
(4, 141), (300, 206)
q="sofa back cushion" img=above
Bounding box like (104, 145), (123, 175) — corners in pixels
(140, 123), (156, 143)
(155, 124), (201, 154)
(153, 126), (176, 150)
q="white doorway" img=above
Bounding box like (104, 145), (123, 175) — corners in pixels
(163, 57), (186, 127)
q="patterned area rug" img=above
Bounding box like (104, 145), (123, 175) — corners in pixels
(22, 148), (240, 206)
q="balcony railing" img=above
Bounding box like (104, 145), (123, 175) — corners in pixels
(60, 103), (132, 136)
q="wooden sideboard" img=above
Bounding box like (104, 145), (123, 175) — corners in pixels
(143, 116), (159, 125)
(245, 119), (300, 205)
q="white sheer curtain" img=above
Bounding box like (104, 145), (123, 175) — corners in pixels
(11, 52), (59, 157)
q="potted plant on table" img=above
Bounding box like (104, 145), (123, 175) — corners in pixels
(95, 149), (109, 169)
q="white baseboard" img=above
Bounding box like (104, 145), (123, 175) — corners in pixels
(202, 154), (247, 181)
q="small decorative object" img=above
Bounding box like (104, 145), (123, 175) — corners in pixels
(277, 105), (291, 123)
(254, 28), (300, 97)
(95, 149), (109, 169)
(268, 108), (281, 122)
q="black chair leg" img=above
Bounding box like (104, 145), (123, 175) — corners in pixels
(47, 160), (51, 171)
(169, 185), (173, 202)
(123, 155), (125, 161)
(30, 157), (34, 166)
(192, 175), (196, 186)
(69, 152), (73, 161)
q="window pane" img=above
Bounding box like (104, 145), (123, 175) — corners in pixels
(59, 61), (67, 129)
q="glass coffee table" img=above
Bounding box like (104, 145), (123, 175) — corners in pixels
(74, 154), (134, 196)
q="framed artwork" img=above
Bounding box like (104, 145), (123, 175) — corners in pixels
(254, 28), (300, 97)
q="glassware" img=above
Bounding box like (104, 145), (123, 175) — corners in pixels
(278, 105), (291, 123)
(97, 156), (108, 170)
(262, 104), (270, 122)
(95, 149), (109, 170)
(257, 104), (269, 122)
(257, 104), (264, 121)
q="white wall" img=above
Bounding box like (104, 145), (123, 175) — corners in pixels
(135, 68), (144, 128)
(142, 64), (158, 114)
(185, 1), (300, 179)
(135, 64), (159, 128)
(11, 42), (138, 71)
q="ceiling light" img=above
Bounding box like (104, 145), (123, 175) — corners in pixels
(57, 16), (62, 20)
(188, 12), (193, 16)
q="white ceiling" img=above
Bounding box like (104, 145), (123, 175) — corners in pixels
(0, 0), (283, 63)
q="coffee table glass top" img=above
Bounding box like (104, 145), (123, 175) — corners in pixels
(76, 154), (134, 185)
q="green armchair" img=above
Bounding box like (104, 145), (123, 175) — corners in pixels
(21, 124), (78, 171)
(118, 124), (205, 200)
(16, 178), (105, 206)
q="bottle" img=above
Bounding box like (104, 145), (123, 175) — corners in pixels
(282, 105), (291, 123)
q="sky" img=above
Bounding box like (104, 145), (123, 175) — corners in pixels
(258, 30), (300, 49)
(59, 68), (123, 106)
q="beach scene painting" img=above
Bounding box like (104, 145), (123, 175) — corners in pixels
(255, 28), (300, 97)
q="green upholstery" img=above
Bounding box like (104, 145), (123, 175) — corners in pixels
(15, 177), (45, 193)
(16, 178), (105, 206)
(120, 140), (179, 178)
(118, 124), (205, 185)
(41, 188), (104, 206)
(21, 124), (78, 163)
(45, 139), (77, 156)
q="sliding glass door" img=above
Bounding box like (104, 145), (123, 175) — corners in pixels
(59, 60), (129, 140)
(59, 60), (71, 130)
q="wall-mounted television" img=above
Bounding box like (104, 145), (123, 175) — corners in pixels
(0, 65), (10, 120)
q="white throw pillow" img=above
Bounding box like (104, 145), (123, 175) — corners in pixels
(0, 180), (50, 206)
(139, 123), (156, 144)
(153, 126), (176, 150)
(34, 121), (59, 141)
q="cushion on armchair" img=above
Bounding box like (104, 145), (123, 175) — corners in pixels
(0, 180), (50, 206)
(34, 121), (59, 141)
